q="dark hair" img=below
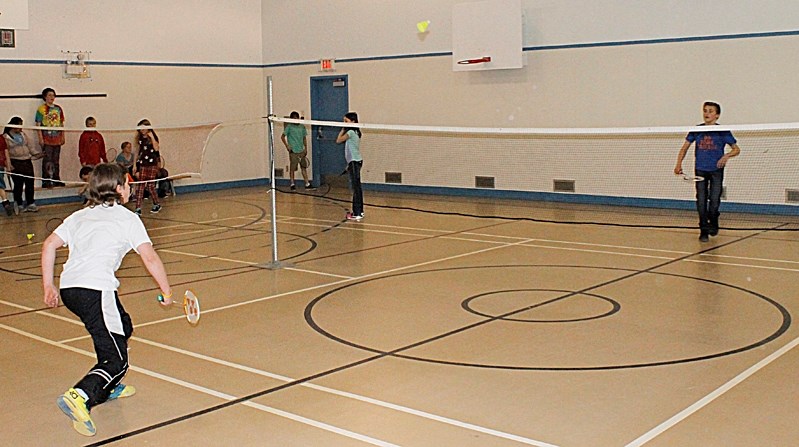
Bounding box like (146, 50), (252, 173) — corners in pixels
(41, 87), (56, 100)
(3, 116), (23, 135)
(79, 166), (93, 178)
(86, 163), (127, 207)
(289, 111), (300, 119)
(344, 112), (361, 138)
(121, 141), (131, 149)
(136, 119), (159, 143)
(85, 116), (96, 126)
(703, 101), (721, 115)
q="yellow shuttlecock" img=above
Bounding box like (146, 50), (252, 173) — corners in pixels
(26, 233), (35, 241)
(416, 20), (430, 33)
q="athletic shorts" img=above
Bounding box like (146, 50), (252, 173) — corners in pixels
(289, 150), (308, 171)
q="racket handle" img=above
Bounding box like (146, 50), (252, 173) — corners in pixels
(157, 290), (173, 303)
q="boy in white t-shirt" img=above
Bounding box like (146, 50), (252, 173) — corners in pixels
(41, 163), (174, 437)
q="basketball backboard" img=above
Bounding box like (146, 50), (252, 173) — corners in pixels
(452, 0), (523, 72)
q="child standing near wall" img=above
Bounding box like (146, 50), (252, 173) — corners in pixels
(42, 163), (174, 437)
(36, 87), (66, 188)
(674, 101), (741, 242)
(0, 135), (13, 215)
(4, 117), (43, 213)
(78, 116), (108, 168)
(281, 111), (314, 190)
(132, 119), (162, 215)
(336, 112), (364, 221)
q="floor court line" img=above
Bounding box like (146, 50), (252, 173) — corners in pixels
(624, 334), (799, 447)
(4, 299), (556, 444)
(0, 322), (401, 447)
(276, 217), (799, 267)
(6, 218), (793, 445)
(5, 236), (561, 444)
(0, 290), (554, 447)
(132, 337), (558, 447)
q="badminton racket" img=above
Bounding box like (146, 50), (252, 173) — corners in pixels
(677, 173), (704, 182)
(158, 289), (201, 325)
(106, 147), (118, 164)
(46, 217), (64, 233)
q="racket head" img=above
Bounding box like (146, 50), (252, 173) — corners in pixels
(183, 289), (201, 325)
(679, 173), (704, 182)
(46, 217), (64, 233)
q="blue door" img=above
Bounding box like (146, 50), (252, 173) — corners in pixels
(310, 76), (349, 186)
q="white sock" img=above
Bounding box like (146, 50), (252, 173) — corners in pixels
(75, 388), (89, 401)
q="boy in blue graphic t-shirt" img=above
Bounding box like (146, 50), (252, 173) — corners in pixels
(674, 101), (741, 242)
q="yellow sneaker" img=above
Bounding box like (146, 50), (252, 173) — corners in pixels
(108, 383), (136, 400)
(56, 388), (96, 436)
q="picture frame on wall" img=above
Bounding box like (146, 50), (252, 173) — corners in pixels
(0, 29), (15, 48)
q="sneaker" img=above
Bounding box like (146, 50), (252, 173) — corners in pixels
(290, 184), (296, 191)
(24, 203), (38, 212)
(699, 232), (709, 242)
(134, 208), (142, 216)
(305, 183), (316, 190)
(107, 383), (136, 400)
(56, 388), (96, 437)
(150, 204), (161, 214)
(42, 181), (53, 189)
(2, 201), (12, 216)
(346, 212), (363, 221)
(13, 202), (19, 215)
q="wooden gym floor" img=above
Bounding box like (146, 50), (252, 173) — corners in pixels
(2, 185), (799, 446)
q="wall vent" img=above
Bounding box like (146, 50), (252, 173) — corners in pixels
(553, 179), (575, 192)
(385, 172), (402, 184)
(475, 176), (495, 188)
(786, 189), (799, 203)
(275, 168), (284, 178)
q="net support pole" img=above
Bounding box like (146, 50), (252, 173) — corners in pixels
(258, 76), (292, 270)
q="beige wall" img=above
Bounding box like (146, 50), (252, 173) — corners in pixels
(2, 1), (799, 204)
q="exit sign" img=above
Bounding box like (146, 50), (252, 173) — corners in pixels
(320, 58), (335, 72)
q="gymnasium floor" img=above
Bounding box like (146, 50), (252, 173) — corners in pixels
(2, 185), (799, 446)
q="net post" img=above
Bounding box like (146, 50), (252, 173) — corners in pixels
(258, 76), (293, 270)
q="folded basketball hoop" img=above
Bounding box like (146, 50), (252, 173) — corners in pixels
(457, 56), (492, 65)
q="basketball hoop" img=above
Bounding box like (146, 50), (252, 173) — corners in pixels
(457, 56), (492, 65)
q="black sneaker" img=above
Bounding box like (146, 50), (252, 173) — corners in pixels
(699, 232), (709, 242)
(290, 184), (296, 191)
(2, 201), (12, 216)
(150, 204), (161, 214)
(305, 183), (316, 190)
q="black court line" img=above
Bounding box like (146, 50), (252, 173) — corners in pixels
(307, 266), (789, 370)
(84, 224), (786, 445)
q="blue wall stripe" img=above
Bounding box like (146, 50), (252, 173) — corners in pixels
(35, 178), (799, 217)
(2, 29), (796, 69)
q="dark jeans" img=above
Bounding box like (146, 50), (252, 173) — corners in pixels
(695, 168), (724, 233)
(348, 160), (363, 215)
(61, 288), (133, 410)
(10, 159), (35, 206)
(42, 144), (62, 185)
